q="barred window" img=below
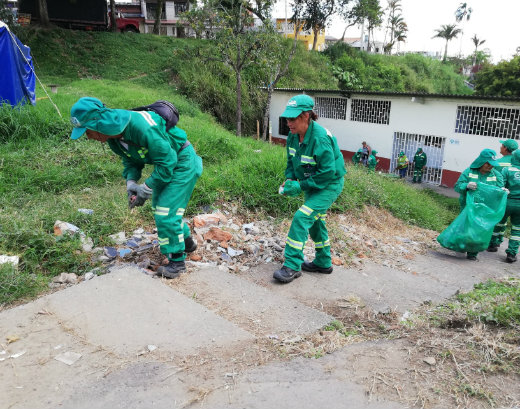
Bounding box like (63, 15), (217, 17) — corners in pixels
(350, 99), (391, 124)
(455, 105), (520, 139)
(279, 117), (289, 136)
(315, 97), (348, 120)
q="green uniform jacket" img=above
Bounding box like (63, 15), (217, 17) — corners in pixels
(352, 152), (361, 164)
(397, 155), (409, 169)
(285, 121), (346, 191)
(454, 167), (504, 209)
(367, 154), (377, 171)
(497, 155), (513, 169)
(106, 111), (188, 190)
(502, 165), (520, 200)
(414, 152), (427, 168)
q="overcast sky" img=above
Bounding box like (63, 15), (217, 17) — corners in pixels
(274, 0), (520, 62)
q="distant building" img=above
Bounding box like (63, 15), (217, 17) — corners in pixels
(270, 88), (520, 187)
(139, 0), (192, 37)
(275, 18), (326, 51)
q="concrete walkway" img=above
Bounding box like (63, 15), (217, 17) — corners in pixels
(1, 242), (518, 409)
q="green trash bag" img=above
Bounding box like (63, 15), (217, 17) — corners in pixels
(437, 184), (507, 253)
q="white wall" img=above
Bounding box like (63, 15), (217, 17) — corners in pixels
(271, 91), (520, 175)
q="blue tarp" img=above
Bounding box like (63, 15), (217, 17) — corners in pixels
(0, 22), (36, 106)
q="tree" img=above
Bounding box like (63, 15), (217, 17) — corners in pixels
(471, 34), (485, 67)
(433, 24), (461, 62)
(455, 2), (472, 57)
(109, 0), (117, 32)
(383, 0), (404, 54)
(153, 0), (165, 34)
(293, 0), (336, 51)
(365, 0), (383, 52)
(37, 0), (50, 27)
(337, 0), (380, 43)
(0, 0), (16, 26)
(475, 55), (520, 97)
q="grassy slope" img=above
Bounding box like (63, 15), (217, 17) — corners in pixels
(0, 28), (459, 304)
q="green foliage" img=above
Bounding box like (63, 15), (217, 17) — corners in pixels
(0, 263), (45, 305)
(475, 56), (520, 97)
(456, 279), (520, 327)
(324, 43), (471, 94)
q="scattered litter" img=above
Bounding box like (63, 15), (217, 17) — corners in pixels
(9, 351), (26, 359)
(6, 335), (19, 344)
(109, 232), (126, 245)
(118, 248), (132, 258)
(54, 351), (82, 366)
(84, 272), (95, 281)
(227, 247), (243, 257)
(225, 372), (238, 377)
(54, 220), (81, 236)
(52, 273), (78, 284)
(0, 255), (19, 266)
(147, 345), (157, 352)
(80, 236), (94, 252)
(423, 357), (436, 366)
(78, 208), (94, 215)
(282, 336), (302, 344)
(400, 311), (411, 322)
(0, 350), (6, 355)
(220, 253), (232, 263)
(54, 345), (62, 350)
(104, 247), (117, 259)
(267, 334), (279, 340)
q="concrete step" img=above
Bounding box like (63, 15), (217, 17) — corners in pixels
(171, 266), (334, 337)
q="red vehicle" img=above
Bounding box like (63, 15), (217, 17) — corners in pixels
(19, 0), (141, 33)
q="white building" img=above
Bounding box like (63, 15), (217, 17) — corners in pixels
(270, 88), (520, 187)
(140, 0), (192, 37)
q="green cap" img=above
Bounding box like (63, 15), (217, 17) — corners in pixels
(500, 139), (518, 152)
(416, 147), (423, 153)
(372, 150), (378, 155)
(280, 95), (314, 118)
(399, 151), (405, 156)
(70, 97), (131, 140)
(512, 149), (520, 166)
(470, 148), (499, 169)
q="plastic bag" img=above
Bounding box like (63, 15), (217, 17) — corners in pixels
(437, 184), (507, 253)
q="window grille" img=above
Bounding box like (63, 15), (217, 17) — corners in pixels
(174, 2), (188, 15)
(279, 117), (290, 136)
(350, 99), (391, 124)
(391, 132), (446, 185)
(455, 105), (520, 139)
(315, 97), (348, 120)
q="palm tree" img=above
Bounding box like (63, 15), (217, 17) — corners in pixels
(471, 34), (485, 67)
(394, 24), (407, 53)
(455, 3), (472, 57)
(433, 24), (461, 62)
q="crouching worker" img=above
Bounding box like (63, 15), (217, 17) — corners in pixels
(274, 95), (346, 284)
(454, 149), (504, 260)
(70, 97), (203, 278)
(489, 149), (520, 262)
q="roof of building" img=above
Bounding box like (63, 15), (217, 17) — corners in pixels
(271, 88), (520, 103)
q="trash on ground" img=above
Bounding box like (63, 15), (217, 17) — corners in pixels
(54, 351), (82, 366)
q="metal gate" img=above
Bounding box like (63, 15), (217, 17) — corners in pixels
(391, 132), (446, 185)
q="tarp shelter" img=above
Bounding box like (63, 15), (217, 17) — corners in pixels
(0, 21), (36, 106)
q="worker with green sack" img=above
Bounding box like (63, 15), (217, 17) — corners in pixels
(367, 150), (378, 171)
(496, 139), (518, 169)
(412, 148), (427, 183)
(352, 148), (363, 165)
(450, 149), (505, 260)
(396, 151), (409, 178)
(274, 94), (346, 284)
(488, 149), (520, 262)
(70, 97), (203, 279)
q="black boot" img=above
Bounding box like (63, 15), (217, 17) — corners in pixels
(487, 244), (499, 252)
(273, 266), (302, 283)
(157, 260), (186, 278)
(184, 236), (197, 253)
(301, 261), (333, 274)
(506, 253), (517, 263)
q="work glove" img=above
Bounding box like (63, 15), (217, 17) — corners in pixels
(467, 182), (477, 191)
(126, 180), (139, 207)
(282, 180), (302, 197)
(130, 183), (153, 208)
(502, 187), (510, 194)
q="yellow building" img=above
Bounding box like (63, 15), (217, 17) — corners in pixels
(275, 18), (326, 51)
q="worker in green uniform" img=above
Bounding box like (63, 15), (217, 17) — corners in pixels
(352, 148), (363, 165)
(70, 97), (203, 279)
(488, 149), (520, 262)
(396, 151), (409, 178)
(496, 139), (518, 169)
(367, 150), (378, 171)
(454, 149), (504, 260)
(274, 95), (346, 284)
(413, 148), (427, 183)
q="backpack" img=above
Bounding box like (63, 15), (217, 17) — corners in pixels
(132, 100), (179, 132)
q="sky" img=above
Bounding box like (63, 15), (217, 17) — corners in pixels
(274, 0), (520, 62)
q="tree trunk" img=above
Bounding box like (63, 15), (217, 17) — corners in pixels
(312, 27), (319, 51)
(109, 0), (117, 32)
(263, 88), (272, 140)
(443, 40), (448, 62)
(153, 0), (164, 35)
(236, 70), (242, 136)
(37, 0), (50, 27)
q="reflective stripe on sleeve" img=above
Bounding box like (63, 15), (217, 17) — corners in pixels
(286, 237), (304, 250)
(298, 205), (313, 216)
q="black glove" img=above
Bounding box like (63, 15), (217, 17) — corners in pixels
(130, 183), (153, 208)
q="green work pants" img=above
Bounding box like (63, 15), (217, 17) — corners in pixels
(490, 198), (520, 256)
(152, 145), (203, 261)
(283, 178), (344, 271)
(413, 167), (423, 182)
